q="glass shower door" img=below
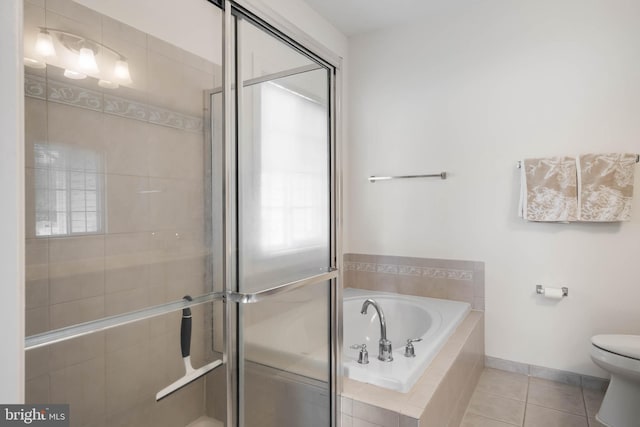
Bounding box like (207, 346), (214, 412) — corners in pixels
(232, 12), (337, 427)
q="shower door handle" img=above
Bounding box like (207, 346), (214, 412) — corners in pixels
(226, 268), (338, 304)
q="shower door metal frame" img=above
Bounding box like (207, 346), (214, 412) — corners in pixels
(221, 1), (343, 426)
(23, 0), (343, 423)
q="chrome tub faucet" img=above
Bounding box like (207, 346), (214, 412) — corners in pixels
(360, 298), (393, 362)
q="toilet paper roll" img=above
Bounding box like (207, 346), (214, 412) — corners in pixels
(543, 287), (564, 299)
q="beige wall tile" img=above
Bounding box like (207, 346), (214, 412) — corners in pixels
(47, 102), (104, 152)
(181, 65), (213, 116)
(105, 287), (149, 316)
(344, 254), (484, 309)
(50, 295), (104, 328)
(25, 97), (47, 169)
(25, 0), (45, 8)
(26, 237), (48, 278)
(46, 0), (101, 29)
(399, 415), (419, 427)
(100, 15), (146, 49)
(147, 178), (204, 231)
(106, 320), (149, 355)
(50, 270), (104, 305)
(105, 340), (154, 415)
(25, 374), (49, 404)
(49, 235), (105, 262)
(147, 51), (183, 110)
(49, 235), (105, 305)
(25, 347), (50, 380)
(48, 332), (105, 371)
(147, 126), (204, 180)
(25, 306), (49, 336)
(50, 356), (106, 425)
(148, 36), (183, 62)
(106, 174), (150, 233)
(353, 401), (399, 427)
(353, 418), (384, 427)
(26, 239), (49, 308)
(446, 281), (474, 304)
(103, 115), (149, 176)
(25, 168), (37, 238)
(106, 402), (152, 427)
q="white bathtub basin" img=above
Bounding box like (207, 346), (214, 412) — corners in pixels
(343, 288), (471, 393)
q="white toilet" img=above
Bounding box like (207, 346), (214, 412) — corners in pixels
(590, 334), (640, 427)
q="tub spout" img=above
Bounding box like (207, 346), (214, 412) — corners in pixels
(360, 299), (393, 362)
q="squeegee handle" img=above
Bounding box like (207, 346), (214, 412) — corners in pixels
(181, 295), (193, 358)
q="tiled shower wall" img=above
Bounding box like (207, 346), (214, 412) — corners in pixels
(23, 0), (221, 425)
(344, 253), (485, 310)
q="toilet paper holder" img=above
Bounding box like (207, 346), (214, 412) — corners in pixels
(536, 285), (568, 297)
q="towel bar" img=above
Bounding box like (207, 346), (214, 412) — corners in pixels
(536, 285), (569, 297)
(517, 155), (640, 169)
(369, 172), (447, 182)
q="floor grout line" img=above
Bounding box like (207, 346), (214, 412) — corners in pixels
(521, 374), (530, 427)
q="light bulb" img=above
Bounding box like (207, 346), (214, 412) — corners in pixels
(35, 31), (56, 58)
(63, 69), (87, 80)
(114, 59), (132, 84)
(78, 47), (99, 74)
(98, 79), (119, 89)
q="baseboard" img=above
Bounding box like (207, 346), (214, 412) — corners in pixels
(485, 356), (609, 391)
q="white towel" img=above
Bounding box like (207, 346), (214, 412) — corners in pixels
(519, 157), (578, 222)
(577, 153), (636, 221)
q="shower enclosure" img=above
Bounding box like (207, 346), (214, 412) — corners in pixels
(23, 0), (341, 426)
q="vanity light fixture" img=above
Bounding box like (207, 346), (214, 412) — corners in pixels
(114, 59), (132, 84)
(98, 79), (119, 89)
(63, 69), (87, 80)
(35, 30), (56, 58)
(78, 47), (99, 74)
(34, 27), (133, 87)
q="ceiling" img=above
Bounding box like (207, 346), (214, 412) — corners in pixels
(303, 0), (450, 36)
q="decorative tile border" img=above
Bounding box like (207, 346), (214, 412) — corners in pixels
(25, 73), (203, 133)
(344, 260), (473, 281)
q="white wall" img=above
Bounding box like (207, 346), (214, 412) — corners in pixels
(346, 0), (640, 376)
(256, 0), (347, 60)
(0, 0), (25, 403)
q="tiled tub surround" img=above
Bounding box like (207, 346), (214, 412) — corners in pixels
(342, 311), (484, 427)
(344, 254), (485, 311)
(23, 0), (222, 425)
(342, 254), (485, 426)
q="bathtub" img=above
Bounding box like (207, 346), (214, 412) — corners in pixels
(343, 288), (471, 393)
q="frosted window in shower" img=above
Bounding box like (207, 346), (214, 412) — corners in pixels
(239, 67), (330, 293)
(259, 81), (328, 252)
(34, 143), (104, 236)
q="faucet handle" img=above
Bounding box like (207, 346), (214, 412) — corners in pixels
(351, 344), (369, 364)
(404, 338), (422, 358)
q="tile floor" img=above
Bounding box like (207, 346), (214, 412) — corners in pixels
(460, 368), (606, 427)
